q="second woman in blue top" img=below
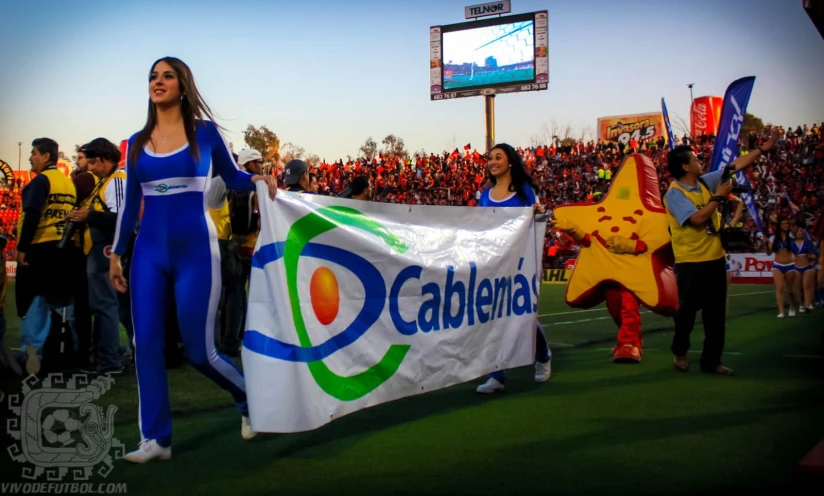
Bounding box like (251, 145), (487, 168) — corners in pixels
(475, 143), (552, 394)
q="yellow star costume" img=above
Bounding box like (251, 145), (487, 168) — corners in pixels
(552, 154), (678, 317)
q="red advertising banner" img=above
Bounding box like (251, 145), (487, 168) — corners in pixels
(690, 95), (723, 137)
(727, 253), (773, 285)
(119, 139), (128, 168)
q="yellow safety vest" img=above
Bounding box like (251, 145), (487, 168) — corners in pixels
(17, 168), (77, 246)
(665, 179), (725, 264)
(232, 230), (258, 252)
(209, 202), (232, 241)
(82, 170), (126, 254)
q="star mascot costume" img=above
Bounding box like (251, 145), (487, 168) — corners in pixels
(551, 153), (678, 362)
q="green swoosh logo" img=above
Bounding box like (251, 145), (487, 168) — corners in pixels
(284, 205), (410, 401)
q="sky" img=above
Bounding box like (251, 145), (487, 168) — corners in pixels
(1, 0), (823, 170)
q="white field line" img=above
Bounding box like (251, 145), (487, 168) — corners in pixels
(591, 348), (742, 356)
(538, 291), (773, 318)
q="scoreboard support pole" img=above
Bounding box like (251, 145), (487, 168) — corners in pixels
(484, 94), (495, 151)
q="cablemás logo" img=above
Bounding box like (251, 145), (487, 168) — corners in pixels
(153, 183), (187, 193)
(247, 206), (410, 401)
(246, 206), (540, 402)
(6, 374), (124, 480)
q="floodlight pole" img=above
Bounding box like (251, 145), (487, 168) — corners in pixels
(485, 94), (495, 151)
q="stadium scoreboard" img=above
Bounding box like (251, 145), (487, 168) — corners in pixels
(430, 10), (548, 101)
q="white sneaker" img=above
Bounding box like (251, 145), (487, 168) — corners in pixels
(476, 377), (505, 394)
(789, 309), (797, 317)
(777, 313), (785, 319)
(242, 416), (257, 440)
(534, 360), (552, 382)
(124, 439), (171, 464)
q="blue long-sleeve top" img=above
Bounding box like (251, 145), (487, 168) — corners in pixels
(113, 120), (254, 255)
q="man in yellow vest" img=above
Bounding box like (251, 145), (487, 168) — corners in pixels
(16, 138), (78, 375)
(208, 152), (238, 353)
(70, 149), (97, 372)
(664, 129), (779, 376)
(208, 148), (262, 356)
(67, 138), (127, 374)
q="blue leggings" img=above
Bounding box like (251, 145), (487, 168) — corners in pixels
(130, 239), (247, 448)
(489, 323), (551, 383)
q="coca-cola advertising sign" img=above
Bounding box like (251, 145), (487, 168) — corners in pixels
(690, 96), (723, 137)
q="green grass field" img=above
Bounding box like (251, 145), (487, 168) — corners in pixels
(1, 282), (823, 495)
(444, 68), (534, 90)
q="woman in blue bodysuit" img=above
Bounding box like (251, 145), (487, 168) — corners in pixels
(110, 57), (277, 464)
(474, 143), (552, 394)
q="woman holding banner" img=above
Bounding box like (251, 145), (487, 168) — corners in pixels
(111, 57), (277, 463)
(475, 143), (552, 394)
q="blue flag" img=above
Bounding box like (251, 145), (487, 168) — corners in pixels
(709, 76), (755, 173)
(707, 76), (765, 234)
(661, 98), (676, 150)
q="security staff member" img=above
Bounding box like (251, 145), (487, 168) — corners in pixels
(70, 157), (97, 371)
(67, 138), (126, 374)
(664, 129), (778, 376)
(16, 138), (78, 375)
(209, 153), (238, 350)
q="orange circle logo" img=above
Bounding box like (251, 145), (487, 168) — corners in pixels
(309, 266), (339, 325)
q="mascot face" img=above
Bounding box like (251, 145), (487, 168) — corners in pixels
(552, 154), (678, 316)
(591, 206), (645, 246)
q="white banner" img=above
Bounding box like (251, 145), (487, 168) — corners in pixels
(727, 253), (774, 284)
(243, 186), (547, 433)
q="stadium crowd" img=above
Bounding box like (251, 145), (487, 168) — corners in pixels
(0, 122), (821, 407)
(266, 124), (824, 265)
(1, 124), (822, 267)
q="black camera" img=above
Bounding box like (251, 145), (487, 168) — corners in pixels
(720, 164), (750, 195)
(720, 164), (736, 183)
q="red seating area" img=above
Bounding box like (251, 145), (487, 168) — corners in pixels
(0, 187), (21, 261)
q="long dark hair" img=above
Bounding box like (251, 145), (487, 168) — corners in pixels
(129, 57), (220, 166)
(487, 143), (536, 204)
(776, 216), (792, 246)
